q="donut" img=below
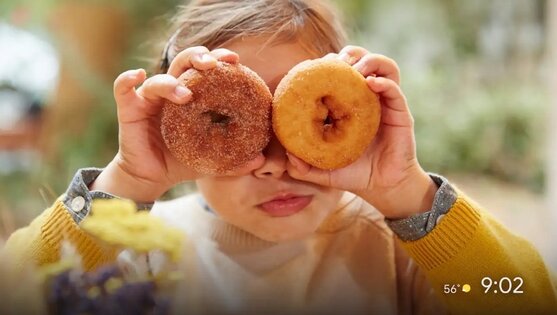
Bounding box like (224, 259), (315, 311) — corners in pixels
(272, 59), (381, 170)
(161, 62), (272, 174)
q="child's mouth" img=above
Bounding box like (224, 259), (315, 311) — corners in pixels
(258, 194), (313, 217)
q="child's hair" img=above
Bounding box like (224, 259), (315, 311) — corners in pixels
(157, 0), (347, 73)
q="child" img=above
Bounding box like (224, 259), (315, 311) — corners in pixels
(3, 0), (557, 314)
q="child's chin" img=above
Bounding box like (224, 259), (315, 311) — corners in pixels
(244, 210), (326, 242)
(252, 227), (315, 243)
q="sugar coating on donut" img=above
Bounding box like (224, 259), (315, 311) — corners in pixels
(273, 58), (381, 170)
(161, 62), (272, 174)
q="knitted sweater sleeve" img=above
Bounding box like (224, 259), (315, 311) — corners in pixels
(401, 193), (557, 315)
(2, 197), (117, 271)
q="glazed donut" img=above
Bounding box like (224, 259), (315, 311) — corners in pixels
(272, 59), (381, 170)
(161, 62), (272, 174)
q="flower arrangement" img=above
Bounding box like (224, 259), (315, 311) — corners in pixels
(1, 199), (186, 315)
(81, 199), (183, 262)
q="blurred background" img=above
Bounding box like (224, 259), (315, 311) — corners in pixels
(0, 0), (555, 266)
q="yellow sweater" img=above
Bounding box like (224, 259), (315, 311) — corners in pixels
(3, 192), (557, 315)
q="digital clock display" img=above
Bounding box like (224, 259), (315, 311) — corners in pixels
(481, 277), (524, 294)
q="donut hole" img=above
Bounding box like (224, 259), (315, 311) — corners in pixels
(203, 110), (231, 125)
(319, 96), (336, 127)
(316, 96), (349, 142)
(323, 112), (334, 127)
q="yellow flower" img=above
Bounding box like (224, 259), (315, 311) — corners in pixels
(81, 199), (183, 261)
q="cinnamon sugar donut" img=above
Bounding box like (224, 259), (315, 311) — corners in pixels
(161, 62), (272, 174)
(273, 59), (381, 170)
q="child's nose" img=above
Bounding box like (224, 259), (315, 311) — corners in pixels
(253, 135), (287, 179)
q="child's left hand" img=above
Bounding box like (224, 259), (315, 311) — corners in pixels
(286, 46), (438, 219)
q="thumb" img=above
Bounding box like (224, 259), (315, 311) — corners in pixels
(113, 69), (147, 106)
(286, 153), (332, 187)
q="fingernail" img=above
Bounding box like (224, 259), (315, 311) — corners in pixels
(286, 152), (302, 169)
(128, 69), (142, 79)
(174, 85), (190, 97)
(341, 54), (359, 65)
(200, 54), (213, 63)
(339, 52), (349, 61)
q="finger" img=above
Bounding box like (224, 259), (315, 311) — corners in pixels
(190, 52), (218, 71)
(367, 76), (413, 127)
(366, 76), (407, 111)
(167, 46), (210, 77)
(209, 48), (240, 64)
(136, 74), (192, 113)
(286, 153), (311, 174)
(286, 153), (332, 187)
(322, 53), (338, 60)
(113, 69), (147, 106)
(354, 54), (400, 84)
(338, 45), (369, 65)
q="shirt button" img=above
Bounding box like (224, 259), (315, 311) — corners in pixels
(70, 196), (86, 213)
(435, 214), (446, 225)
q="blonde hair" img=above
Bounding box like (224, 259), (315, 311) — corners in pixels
(157, 0), (347, 73)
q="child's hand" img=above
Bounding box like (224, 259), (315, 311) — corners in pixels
(91, 47), (264, 202)
(286, 46), (437, 219)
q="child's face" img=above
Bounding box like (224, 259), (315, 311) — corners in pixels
(196, 37), (343, 242)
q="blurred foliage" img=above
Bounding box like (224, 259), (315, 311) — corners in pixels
(335, 0), (548, 191)
(410, 74), (546, 191)
(0, 0), (551, 233)
(0, 0), (183, 228)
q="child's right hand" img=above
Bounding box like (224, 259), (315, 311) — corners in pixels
(90, 47), (264, 203)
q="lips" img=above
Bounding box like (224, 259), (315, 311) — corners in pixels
(258, 193), (313, 217)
